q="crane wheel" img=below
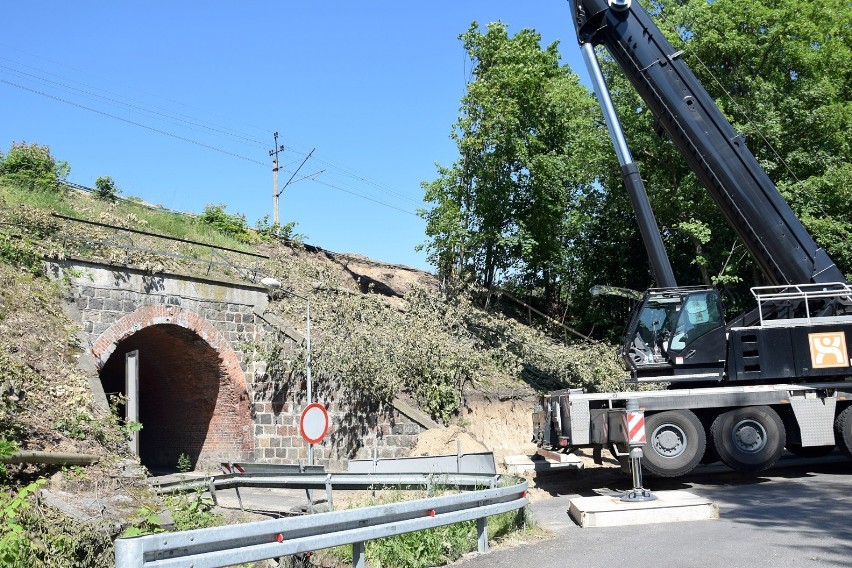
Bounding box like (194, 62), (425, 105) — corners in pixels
(711, 406), (785, 473)
(833, 406), (852, 459)
(642, 410), (706, 477)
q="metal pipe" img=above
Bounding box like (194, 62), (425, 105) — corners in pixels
(579, 41), (634, 167)
(0, 451), (100, 466)
(570, 3), (677, 288)
(306, 300), (313, 466)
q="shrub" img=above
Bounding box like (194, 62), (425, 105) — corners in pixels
(0, 142), (69, 192)
(93, 176), (120, 201)
(255, 215), (304, 243)
(197, 204), (254, 243)
(162, 488), (223, 531)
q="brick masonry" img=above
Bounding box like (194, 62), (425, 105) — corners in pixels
(50, 259), (426, 472)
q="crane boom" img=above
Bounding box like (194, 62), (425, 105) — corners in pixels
(571, 0), (845, 286)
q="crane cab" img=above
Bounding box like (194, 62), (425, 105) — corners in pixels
(622, 286), (727, 382)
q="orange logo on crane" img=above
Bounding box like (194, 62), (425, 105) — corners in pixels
(808, 332), (849, 369)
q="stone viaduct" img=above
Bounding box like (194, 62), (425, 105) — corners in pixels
(48, 258), (436, 473)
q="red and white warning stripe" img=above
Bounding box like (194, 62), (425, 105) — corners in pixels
(220, 462), (246, 474)
(623, 410), (646, 445)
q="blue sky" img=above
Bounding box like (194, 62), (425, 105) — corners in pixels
(1, 2), (589, 271)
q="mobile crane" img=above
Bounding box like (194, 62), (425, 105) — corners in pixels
(532, 0), (852, 477)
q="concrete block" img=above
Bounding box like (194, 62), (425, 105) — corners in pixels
(569, 490), (719, 528)
(504, 454), (582, 474)
(535, 448), (584, 463)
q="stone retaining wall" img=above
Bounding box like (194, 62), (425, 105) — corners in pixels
(50, 259), (429, 471)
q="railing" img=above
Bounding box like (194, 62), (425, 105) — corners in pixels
(117, 472), (528, 568)
(51, 214), (269, 284)
(752, 282), (852, 325)
(154, 471), (504, 512)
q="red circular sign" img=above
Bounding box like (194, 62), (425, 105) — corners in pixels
(299, 403), (329, 444)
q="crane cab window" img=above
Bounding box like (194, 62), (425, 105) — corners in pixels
(669, 292), (724, 351)
(626, 289), (725, 367)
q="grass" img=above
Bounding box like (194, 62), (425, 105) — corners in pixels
(0, 180), (256, 254)
(0, 179), (269, 285)
(0, 180), (76, 216)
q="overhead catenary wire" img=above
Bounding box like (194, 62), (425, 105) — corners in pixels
(0, 53), (424, 216)
(0, 78), (269, 167)
(0, 45), (272, 144)
(311, 178), (418, 216)
(0, 60), (270, 150)
(306, 154), (423, 206)
(278, 149), (316, 198)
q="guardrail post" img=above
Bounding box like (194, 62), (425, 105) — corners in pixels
(114, 537), (145, 568)
(353, 541), (365, 568)
(325, 474), (334, 512)
(476, 517), (488, 553)
(208, 477), (219, 507)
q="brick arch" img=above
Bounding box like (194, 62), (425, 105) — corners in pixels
(92, 304), (253, 468)
(92, 305), (244, 380)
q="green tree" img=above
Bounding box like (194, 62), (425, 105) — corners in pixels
(422, 1), (850, 338)
(0, 142), (69, 192)
(420, 22), (605, 308)
(94, 175), (120, 201)
(656, 0), (852, 285)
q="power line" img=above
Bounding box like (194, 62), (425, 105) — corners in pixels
(309, 154), (422, 206)
(0, 78), (268, 166)
(0, 45), (272, 140)
(0, 59), (269, 149)
(0, 55), (424, 209)
(0, 52), (425, 216)
(310, 178), (419, 216)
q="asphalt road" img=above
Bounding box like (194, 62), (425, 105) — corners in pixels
(454, 455), (852, 568)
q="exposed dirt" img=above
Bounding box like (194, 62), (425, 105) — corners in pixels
(410, 396), (537, 466)
(319, 250), (438, 299)
(409, 395), (623, 502)
(264, 242), (439, 307)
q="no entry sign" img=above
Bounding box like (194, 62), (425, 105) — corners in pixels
(299, 403), (329, 444)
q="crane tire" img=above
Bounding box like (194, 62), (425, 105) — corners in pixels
(642, 410), (706, 478)
(711, 406), (785, 473)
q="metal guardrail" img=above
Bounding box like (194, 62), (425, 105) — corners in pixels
(155, 471), (504, 512)
(121, 473), (528, 567)
(220, 461), (326, 475)
(348, 451), (497, 475)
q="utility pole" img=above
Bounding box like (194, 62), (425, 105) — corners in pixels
(269, 132), (285, 225)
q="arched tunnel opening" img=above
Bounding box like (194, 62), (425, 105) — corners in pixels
(99, 323), (250, 473)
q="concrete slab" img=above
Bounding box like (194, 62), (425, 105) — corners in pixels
(535, 448), (582, 463)
(569, 490), (719, 528)
(504, 454), (583, 474)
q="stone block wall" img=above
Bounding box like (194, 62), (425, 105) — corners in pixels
(251, 378), (425, 471)
(53, 259), (429, 472)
